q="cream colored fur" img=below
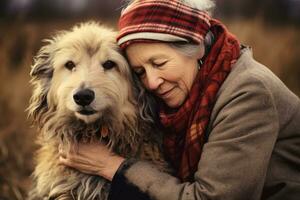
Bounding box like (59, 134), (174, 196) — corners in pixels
(27, 22), (166, 200)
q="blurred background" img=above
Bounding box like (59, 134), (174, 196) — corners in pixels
(0, 0), (299, 199)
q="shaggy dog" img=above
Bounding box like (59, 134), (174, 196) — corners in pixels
(27, 22), (166, 200)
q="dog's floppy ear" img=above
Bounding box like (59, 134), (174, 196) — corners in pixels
(28, 39), (55, 125)
(30, 39), (55, 77)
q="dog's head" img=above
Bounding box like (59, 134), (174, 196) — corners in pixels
(28, 22), (144, 142)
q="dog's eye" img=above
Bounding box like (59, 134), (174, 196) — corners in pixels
(65, 61), (76, 71)
(102, 60), (116, 70)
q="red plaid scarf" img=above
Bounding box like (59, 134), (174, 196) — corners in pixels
(117, 0), (240, 181)
(161, 19), (240, 181)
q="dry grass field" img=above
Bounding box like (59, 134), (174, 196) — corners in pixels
(0, 18), (299, 199)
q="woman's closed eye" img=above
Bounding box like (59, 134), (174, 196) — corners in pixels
(152, 60), (167, 68)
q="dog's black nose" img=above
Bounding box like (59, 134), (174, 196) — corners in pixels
(73, 89), (95, 106)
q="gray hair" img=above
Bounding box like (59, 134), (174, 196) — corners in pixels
(168, 31), (215, 58)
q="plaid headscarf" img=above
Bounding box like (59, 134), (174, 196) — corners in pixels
(117, 0), (240, 181)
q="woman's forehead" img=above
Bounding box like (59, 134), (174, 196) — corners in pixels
(126, 43), (174, 63)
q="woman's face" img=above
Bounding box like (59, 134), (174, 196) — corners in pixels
(126, 43), (201, 108)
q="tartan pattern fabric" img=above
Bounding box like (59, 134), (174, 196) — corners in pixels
(117, 0), (241, 181)
(117, 0), (211, 48)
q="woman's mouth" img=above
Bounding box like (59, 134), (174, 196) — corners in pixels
(158, 87), (175, 98)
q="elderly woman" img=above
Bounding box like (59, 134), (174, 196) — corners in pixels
(59, 0), (300, 199)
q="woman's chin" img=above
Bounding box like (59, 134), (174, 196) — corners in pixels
(163, 98), (185, 108)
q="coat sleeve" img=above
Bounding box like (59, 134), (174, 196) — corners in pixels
(108, 72), (280, 200)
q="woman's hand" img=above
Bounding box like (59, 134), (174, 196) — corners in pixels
(58, 141), (125, 181)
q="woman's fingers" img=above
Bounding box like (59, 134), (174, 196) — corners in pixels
(58, 142), (80, 157)
(58, 142), (104, 168)
(58, 141), (124, 180)
(59, 153), (102, 176)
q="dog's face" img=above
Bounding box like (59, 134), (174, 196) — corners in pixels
(29, 23), (136, 126)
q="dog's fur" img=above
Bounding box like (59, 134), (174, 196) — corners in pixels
(28, 22), (166, 200)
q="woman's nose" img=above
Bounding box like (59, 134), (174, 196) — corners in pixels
(144, 70), (163, 90)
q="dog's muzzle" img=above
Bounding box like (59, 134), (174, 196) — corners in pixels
(73, 89), (96, 115)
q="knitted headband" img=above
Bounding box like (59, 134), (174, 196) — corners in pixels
(117, 0), (212, 49)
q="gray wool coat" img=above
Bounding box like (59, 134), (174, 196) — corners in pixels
(108, 47), (300, 200)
